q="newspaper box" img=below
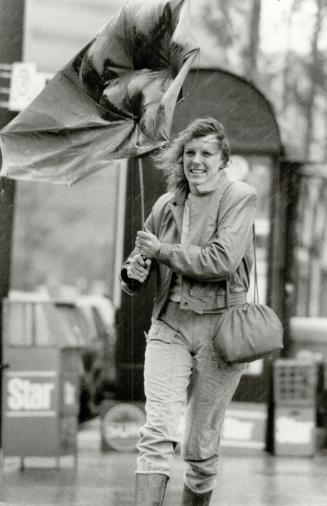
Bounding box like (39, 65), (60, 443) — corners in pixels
(273, 359), (317, 456)
(221, 402), (268, 451)
(1, 298), (86, 466)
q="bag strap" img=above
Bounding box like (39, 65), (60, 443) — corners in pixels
(253, 223), (259, 305)
(225, 225), (258, 308)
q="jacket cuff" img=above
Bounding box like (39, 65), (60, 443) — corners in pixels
(157, 243), (173, 266)
(120, 268), (143, 295)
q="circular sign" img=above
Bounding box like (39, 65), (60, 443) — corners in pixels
(102, 403), (146, 452)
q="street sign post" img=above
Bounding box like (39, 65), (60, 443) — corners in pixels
(8, 62), (37, 111)
(7, 62), (52, 112)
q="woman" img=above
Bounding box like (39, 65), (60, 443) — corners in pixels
(121, 117), (256, 505)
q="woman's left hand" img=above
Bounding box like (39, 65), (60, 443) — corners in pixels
(136, 231), (161, 259)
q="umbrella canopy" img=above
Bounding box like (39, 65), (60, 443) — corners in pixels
(0, 0), (198, 185)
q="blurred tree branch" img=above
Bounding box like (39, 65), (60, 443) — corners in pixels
(303, 0), (327, 159)
(200, 0), (327, 161)
(245, 0), (262, 81)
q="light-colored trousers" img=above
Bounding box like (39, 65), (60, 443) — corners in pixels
(137, 301), (244, 493)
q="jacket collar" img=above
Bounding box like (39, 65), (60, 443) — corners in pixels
(167, 170), (232, 235)
(173, 169), (230, 205)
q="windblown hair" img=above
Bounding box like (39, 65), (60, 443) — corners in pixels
(154, 117), (230, 199)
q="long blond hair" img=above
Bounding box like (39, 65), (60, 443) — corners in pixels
(154, 117), (230, 200)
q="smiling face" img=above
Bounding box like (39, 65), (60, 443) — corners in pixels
(182, 134), (223, 195)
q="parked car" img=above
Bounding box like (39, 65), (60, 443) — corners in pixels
(75, 295), (117, 421)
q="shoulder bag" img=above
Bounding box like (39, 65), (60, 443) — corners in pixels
(213, 225), (284, 363)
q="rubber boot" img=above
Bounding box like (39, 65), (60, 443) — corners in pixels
(134, 473), (169, 506)
(181, 484), (213, 505)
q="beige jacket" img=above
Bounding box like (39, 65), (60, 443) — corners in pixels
(121, 170), (257, 318)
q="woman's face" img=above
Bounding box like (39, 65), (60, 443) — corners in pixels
(183, 134), (223, 194)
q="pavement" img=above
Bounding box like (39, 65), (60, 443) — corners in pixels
(1, 418), (327, 506)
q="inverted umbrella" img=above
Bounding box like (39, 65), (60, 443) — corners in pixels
(0, 0), (199, 192)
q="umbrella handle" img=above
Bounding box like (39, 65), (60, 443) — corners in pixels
(138, 158), (145, 230)
(138, 159), (150, 268)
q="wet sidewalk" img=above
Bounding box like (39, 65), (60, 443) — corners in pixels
(1, 418), (327, 506)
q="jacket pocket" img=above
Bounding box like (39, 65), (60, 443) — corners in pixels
(146, 319), (177, 344)
(187, 281), (223, 299)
